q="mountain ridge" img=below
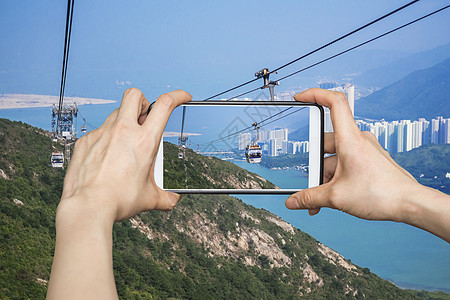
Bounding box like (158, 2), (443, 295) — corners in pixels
(355, 57), (450, 121)
(354, 42), (450, 89)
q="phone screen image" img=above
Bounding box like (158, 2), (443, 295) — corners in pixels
(157, 101), (324, 194)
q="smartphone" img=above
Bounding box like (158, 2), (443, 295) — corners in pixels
(154, 101), (324, 194)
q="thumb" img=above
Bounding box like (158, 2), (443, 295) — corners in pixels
(153, 190), (182, 211)
(285, 184), (331, 215)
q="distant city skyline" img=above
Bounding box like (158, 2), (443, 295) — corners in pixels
(239, 127), (309, 157)
(357, 116), (450, 154)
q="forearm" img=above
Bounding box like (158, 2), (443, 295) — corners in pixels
(47, 198), (118, 300)
(401, 184), (450, 243)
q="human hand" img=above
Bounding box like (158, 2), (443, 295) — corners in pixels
(48, 88), (192, 299)
(58, 88), (192, 223)
(285, 88), (420, 222)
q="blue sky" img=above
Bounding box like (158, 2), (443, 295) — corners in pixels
(1, 0), (450, 100)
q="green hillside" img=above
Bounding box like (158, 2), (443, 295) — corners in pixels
(356, 57), (450, 121)
(1, 118), (449, 299)
(163, 142), (276, 190)
(392, 144), (450, 194)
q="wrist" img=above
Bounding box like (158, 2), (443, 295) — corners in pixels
(56, 195), (116, 232)
(397, 183), (450, 242)
(395, 182), (426, 224)
(49, 195), (118, 299)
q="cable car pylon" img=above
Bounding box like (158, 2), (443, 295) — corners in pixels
(255, 68), (279, 101)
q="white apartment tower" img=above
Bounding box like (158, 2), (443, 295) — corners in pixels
(238, 133), (251, 150)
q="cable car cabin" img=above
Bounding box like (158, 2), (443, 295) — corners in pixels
(178, 152), (183, 159)
(245, 145), (262, 164)
(81, 125), (87, 134)
(51, 152), (64, 168)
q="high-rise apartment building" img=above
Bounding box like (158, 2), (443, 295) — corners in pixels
(443, 119), (450, 144)
(269, 128), (288, 141)
(431, 118), (440, 144)
(287, 141), (296, 154)
(259, 130), (268, 141)
(268, 138), (277, 156)
(356, 116), (449, 154)
(281, 140), (289, 154)
(239, 133), (251, 150)
(297, 141), (309, 153)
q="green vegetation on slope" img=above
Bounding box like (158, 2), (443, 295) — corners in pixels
(0, 118), (448, 299)
(163, 142), (277, 189)
(0, 119), (65, 298)
(393, 144), (450, 194)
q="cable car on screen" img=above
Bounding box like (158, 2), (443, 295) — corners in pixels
(51, 152), (64, 168)
(81, 124), (87, 134)
(245, 145), (262, 163)
(245, 122), (262, 164)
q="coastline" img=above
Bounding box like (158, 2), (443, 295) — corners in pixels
(392, 279), (450, 294)
(0, 94), (117, 110)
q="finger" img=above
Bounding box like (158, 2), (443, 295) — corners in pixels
(98, 108), (119, 130)
(294, 88), (359, 140)
(137, 106), (151, 125)
(285, 183), (332, 211)
(308, 208), (321, 216)
(117, 88), (150, 122)
(323, 155), (337, 183)
(324, 132), (336, 154)
(144, 89), (192, 138)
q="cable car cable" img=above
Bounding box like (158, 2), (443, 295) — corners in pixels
(198, 107), (305, 147)
(258, 107), (306, 128)
(275, 4), (450, 83)
(202, 107), (305, 148)
(61, 0), (74, 109)
(52, 0), (74, 168)
(268, 0), (420, 75)
(223, 4), (450, 101)
(77, 110), (98, 130)
(224, 87), (261, 101)
(202, 0), (420, 101)
(179, 106), (187, 143)
(203, 78), (260, 101)
(57, 0), (75, 125)
(198, 107), (293, 146)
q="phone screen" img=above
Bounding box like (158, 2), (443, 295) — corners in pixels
(158, 101), (323, 194)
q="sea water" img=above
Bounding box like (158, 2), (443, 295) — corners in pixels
(231, 161), (450, 292)
(1, 104), (449, 292)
